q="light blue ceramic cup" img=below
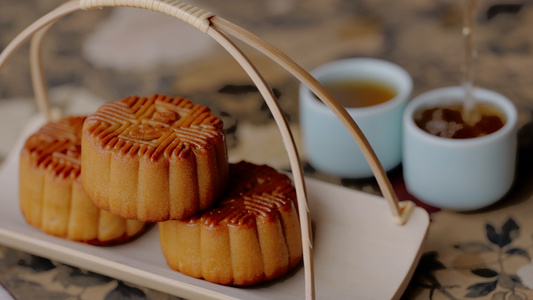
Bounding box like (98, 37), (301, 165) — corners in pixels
(299, 58), (412, 178)
(402, 86), (518, 211)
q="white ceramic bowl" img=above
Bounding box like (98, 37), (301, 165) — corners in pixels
(402, 86), (518, 211)
(299, 58), (412, 178)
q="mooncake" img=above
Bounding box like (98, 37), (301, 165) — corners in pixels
(81, 94), (228, 222)
(19, 116), (147, 245)
(158, 161), (302, 286)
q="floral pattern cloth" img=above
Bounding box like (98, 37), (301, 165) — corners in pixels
(406, 217), (533, 299)
(0, 245), (182, 300)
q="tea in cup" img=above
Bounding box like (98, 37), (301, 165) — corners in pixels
(402, 86), (518, 211)
(299, 58), (412, 178)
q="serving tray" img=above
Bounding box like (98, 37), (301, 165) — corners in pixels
(0, 116), (429, 300)
(0, 1), (431, 298)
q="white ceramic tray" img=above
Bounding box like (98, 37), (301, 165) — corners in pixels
(0, 116), (429, 300)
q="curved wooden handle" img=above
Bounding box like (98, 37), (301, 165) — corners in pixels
(209, 17), (416, 225)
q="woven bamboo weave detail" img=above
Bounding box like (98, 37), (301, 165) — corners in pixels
(79, 0), (214, 33)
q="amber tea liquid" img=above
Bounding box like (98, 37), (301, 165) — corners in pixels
(415, 102), (505, 139)
(320, 79), (397, 108)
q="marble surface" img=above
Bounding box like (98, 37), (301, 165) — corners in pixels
(1, 0), (533, 299)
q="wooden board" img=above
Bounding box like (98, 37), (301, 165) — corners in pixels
(0, 115), (429, 299)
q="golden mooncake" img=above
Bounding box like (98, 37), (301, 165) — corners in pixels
(19, 116), (147, 245)
(81, 94), (228, 222)
(158, 161), (302, 286)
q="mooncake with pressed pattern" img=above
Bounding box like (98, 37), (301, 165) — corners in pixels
(19, 116), (147, 245)
(158, 161), (302, 286)
(81, 94), (228, 222)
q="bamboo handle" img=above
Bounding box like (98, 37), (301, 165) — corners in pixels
(30, 23), (54, 121)
(0, 0), (80, 117)
(209, 17), (416, 225)
(206, 26), (315, 300)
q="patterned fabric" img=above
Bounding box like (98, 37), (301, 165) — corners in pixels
(0, 245), (182, 300)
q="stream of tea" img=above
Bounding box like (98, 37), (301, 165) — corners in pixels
(414, 0), (506, 139)
(461, 0), (479, 123)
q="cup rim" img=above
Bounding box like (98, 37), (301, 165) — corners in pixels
(299, 57), (413, 116)
(403, 86), (518, 146)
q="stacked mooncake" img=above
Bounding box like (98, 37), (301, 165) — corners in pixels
(19, 94), (302, 286)
(19, 116), (146, 245)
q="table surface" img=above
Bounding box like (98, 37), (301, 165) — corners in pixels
(1, 0), (533, 299)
